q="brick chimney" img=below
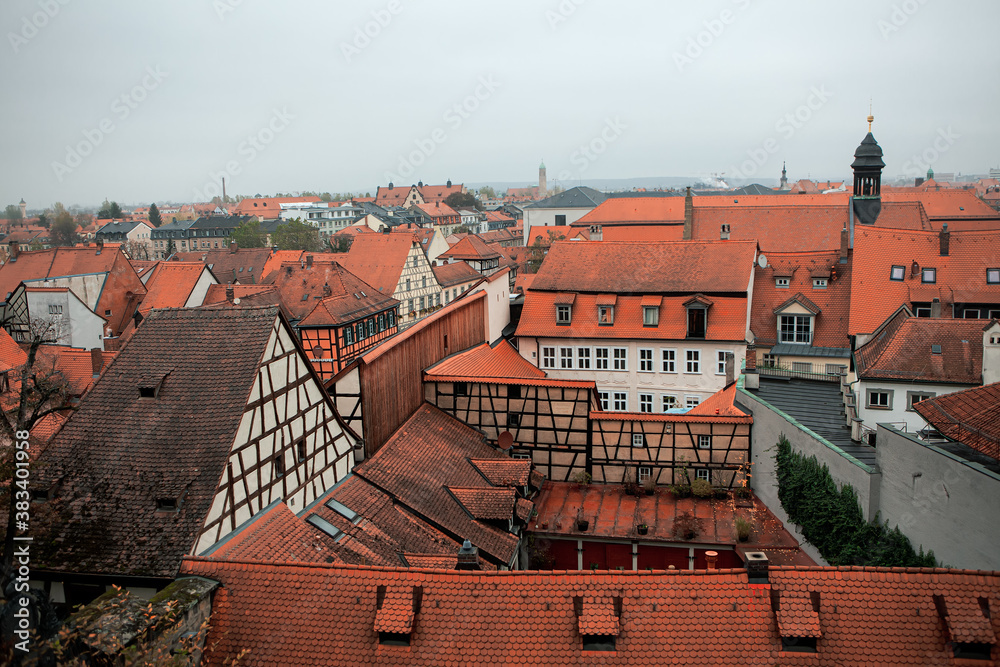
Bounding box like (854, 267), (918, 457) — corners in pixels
(930, 297), (941, 318)
(306, 254), (314, 268)
(96, 240), (104, 254)
(8, 241), (18, 262)
(90, 348), (104, 379)
(323, 282), (332, 298)
(839, 225), (849, 261)
(683, 187), (693, 240)
(939, 223), (950, 256)
(705, 550), (718, 570)
(745, 551), (769, 584)
(230, 240), (238, 253)
(455, 539), (481, 571)
(225, 286), (235, 303)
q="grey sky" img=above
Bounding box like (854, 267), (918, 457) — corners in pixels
(2, 0), (998, 209)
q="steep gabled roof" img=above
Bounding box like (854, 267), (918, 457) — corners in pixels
(440, 235), (500, 261)
(525, 186), (606, 209)
(338, 233), (417, 295)
(33, 306), (281, 578)
(686, 382), (751, 419)
(431, 261), (481, 288)
(0, 246), (120, 300)
(138, 262), (211, 315)
(297, 265), (399, 327)
(411, 201), (460, 220)
(855, 315), (985, 384)
(425, 341), (546, 381)
(208, 501), (338, 564)
(529, 241), (756, 294)
(173, 248), (273, 285)
(915, 381), (1000, 460)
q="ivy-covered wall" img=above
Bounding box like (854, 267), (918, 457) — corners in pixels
(775, 435), (936, 567)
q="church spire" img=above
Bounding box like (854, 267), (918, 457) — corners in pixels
(851, 113), (885, 225)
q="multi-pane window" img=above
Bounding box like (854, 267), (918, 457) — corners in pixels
(813, 278), (828, 289)
(639, 393), (653, 413)
(685, 350), (700, 373)
(717, 351), (728, 375)
(698, 434), (711, 449)
(907, 392), (935, 411)
(662, 395), (677, 411)
(598, 305), (614, 325)
(612, 392), (627, 411)
(577, 347), (591, 369)
(661, 349), (676, 372)
(632, 433), (646, 448)
(559, 347), (574, 369)
(598, 391), (609, 410)
(556, 304), (571, 324)
(639, 348), (653, 372)
(867, 390), (891, 409)
(344, 327), (354, 345)
(686, 395), (701, 408)
(595, 348), (609, 370)
(762, 353), (778, 368)
(613, 348), (628, 370)
(687, 307), (706, 337)
(638, 466), (653, 482)
(695, 469), (710, 482)
(775, 277), (790, 288)
(541, 347), (556, 369)
(779, 315), (812, 344)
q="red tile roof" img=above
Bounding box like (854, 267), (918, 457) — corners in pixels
(260, 250), (304, 280)
(424, 341), (546, 381)
(0, 246), (123, 300)
(914, 381), (1000, 460)
(411, 200), (460, 221)
(883, 189), (1000, 219)
(856, 313), (986, 384)
(209, 501), (337, 564)
(469, 458), (532, 487)
(338, 233), (417, 296)
(686, 382), (752, 419)
(416, 183), (465, 203)
(262, 260), (396, 322)
(440, 235), (500, 261)
(177, 559), (1000, 666)
(751, 251), (851, 348)
(447, 487), (516, 520)
(138, 262), (210, 315)
(849, 227), (1000, 335)
(33, 307), (284, 577)
(173, 248), (273, 285)
(526, 226), (590, 245)
(431, 260), (481, 288)
(233, 196), (319, 218)
(529, 241), (756, 294)
(0, 328), (27, 371)
(517, 292), (749, 341)
(34, 345), (116, 397)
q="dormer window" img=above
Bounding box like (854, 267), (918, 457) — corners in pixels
(890, 265), (906, 281)
(687, 307), (705, 338)
(598, 305), (614, 325)
(138, 372), (169, 399)
(155, 497), (178, 512)
(779, 315), (813, 344)
(556, 304), (572, 325)
(812, 278), (827, 289)
(776, 277), (790, 288)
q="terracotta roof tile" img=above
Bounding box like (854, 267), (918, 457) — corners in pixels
(233, 196), (320, 218)
(338, 233), (417, 295)
(469, 459), (532, 487)
(578, 596), (619, 635)
(261, 260), (396, 322)
(138, 262), (210, 315)
(448, 487), (517, 520)
(882, 189), (1000, 219)
(0, 328), (27, 370)
(374, 586), (415, 633)
(775, 592), (822, 638)
(173, 248), (273, 285)
(209, 501), (337, 564)
(855, 314), (985, 384)
(914, 381), (1000, 460)
(440, 235), (500, 261)
(686, 383), (751, 419)
(432, 261), (482, 287)
(425, 341), (546, 381)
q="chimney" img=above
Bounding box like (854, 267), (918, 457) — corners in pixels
(705, 550), (718, 570)
(839, 225), (849, 261)
(930, 297), (941, 318)
(96, 240), (104, 255)
(745, 551), (769, 584)
(683, 187), (693, 240)
(8, 241), (18, 261)
(915, 177), (924, 187)
(306, 254), (314, 268)
(725, 352), (735, 386)
(720, 224), (730, 240)
(230, 240), (238, 253)
(225, 286), (235, 303)
(90, 348), (104, 379)
(323, 282), (332, 297)
(939, 223), (950, 256)
(456, 539), (481, 570)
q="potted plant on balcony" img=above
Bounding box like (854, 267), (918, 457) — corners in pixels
(636, 522), (649, 535)
(576, 508), (589, 532)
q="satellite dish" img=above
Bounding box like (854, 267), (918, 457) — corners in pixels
(498, 431), (514, 451)
(758, 254), (768, 269)
(233, 297), (241, 305)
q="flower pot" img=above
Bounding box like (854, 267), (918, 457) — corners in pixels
(637, 525), (648, 535)
(576, 519), (589, 531)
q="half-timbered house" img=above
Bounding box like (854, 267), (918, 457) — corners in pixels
(31, 305), (356, 607)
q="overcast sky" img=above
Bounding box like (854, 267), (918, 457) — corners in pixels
(2, 0), (998, 209)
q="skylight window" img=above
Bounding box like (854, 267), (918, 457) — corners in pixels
(922, 268), (937, 284)
(988, 268), (1000, 284)
(890, 265), (905, 281)
(306, 514), (343, 541)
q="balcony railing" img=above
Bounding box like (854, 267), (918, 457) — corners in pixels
(759, 362), (840, 383)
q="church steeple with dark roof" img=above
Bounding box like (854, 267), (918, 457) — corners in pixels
(851, 113), (885, 225)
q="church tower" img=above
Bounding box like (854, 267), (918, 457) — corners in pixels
(19, 198), (26, 220)
(538, 160), (547, 198)
(779, 162), (788, 190)
(851, 113), (885, 225)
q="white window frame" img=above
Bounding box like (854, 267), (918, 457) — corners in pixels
(595, 347), (610, 370)
(638, 466), (653, 482)
(639, 393), (653, 413)
(612, 347), (628, 371)
(642, 306), (659, 326)
(631, 433), (646, 448)
(541, 346), (556, 369)
(685, 395), (701, 409)
(685, 349), (701, 374)
(661, 395), (677, 412)
(556, 304), (571, 325)
(716, 350), (728, 375)
(779, 315), (813, 345)
(695, 469), (710, 482)
(661, 348), (676, 373)
(698, 434), (711, 449)
(598, 305), (615, 325)
(813, 278), (828, 289)
(639, 348), (654, 372)
(612, 391), (627, 411)
(559, 347), (574, 369)
(775, 277), (790, 288)
(906, 391), (935, 412)
(598, 391), (609, 410)
(866, 389), (892, 410)
(577, 347), (591, 369)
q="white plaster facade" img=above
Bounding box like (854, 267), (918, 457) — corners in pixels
(25, 288), (106, 349)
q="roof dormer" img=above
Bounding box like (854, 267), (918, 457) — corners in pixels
(576, 595), (622, 652)
(683, 294), (713, 339)
(375, 585), (422, 646)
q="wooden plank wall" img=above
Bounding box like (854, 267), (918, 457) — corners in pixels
(359, 293), (487, 456)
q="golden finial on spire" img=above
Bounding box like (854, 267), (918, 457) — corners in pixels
(867, 100), (874, 132)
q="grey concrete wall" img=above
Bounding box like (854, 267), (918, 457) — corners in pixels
(738, 387), (880, 523)
(875, 426), (1000, 571)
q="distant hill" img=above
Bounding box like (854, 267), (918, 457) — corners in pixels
(467, 175), (782, 193)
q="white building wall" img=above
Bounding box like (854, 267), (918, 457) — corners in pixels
(857, 379), (976, 434)
(26, 289), (106, 349)
(522, 208), (592, 245)
(468, 269), (511, 343)
(184, 268), (219, 307)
